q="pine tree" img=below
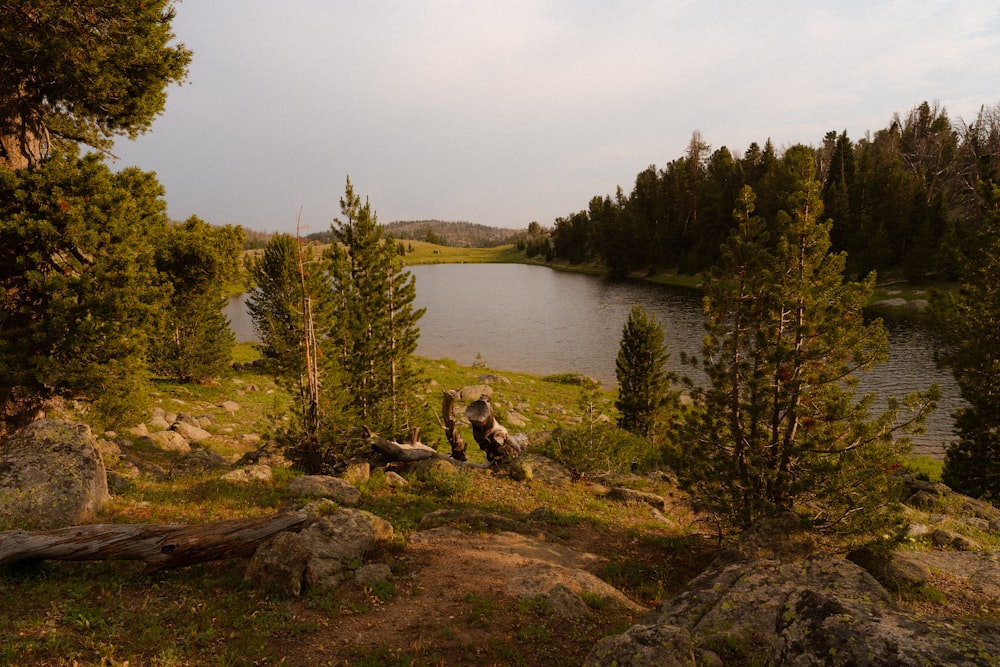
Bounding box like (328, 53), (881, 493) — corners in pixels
(937, 181), (1000, 503)
(151, 216), (244, 382)
(0, 1), (190, 169)
(247, 233), (331, 380)
(327, 178), (424, 436)
(0, 149), (170, 427)
(615, 305), (676, 439)
(678, 179), (937, 544)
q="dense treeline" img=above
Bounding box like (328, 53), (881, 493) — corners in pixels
(544, 101), (1000, 281)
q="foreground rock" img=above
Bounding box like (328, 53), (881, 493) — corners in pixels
(0, 419), (109, 529)
(587, 515), (1000, 666)
(245, 508), (392, 596)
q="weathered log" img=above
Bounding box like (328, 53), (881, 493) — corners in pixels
(442, 390), (467, 460)
(368, 432), (441, 462)
(0, 510), (308, 571)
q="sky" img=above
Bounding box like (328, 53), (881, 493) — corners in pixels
(111, 1), (1000, 234)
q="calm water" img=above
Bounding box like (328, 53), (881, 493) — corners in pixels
(226, 263), (962, 457)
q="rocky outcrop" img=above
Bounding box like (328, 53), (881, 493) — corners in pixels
(586, 513), (1000, 666)
(0, 419), (109, 529)
(409, 521), (646, 619)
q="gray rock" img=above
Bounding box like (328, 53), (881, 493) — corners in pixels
(586, 623), (695, 667)
(300, 510), (393, 588)
(605, 486), (667, 511)
(384, 471), (408, 487)
(222, 464), (273, 484)
(147, 430), (191, 453)
(221, 400), (240, 414)
(341, 461), (370, 485)
(0, 419), (109, 529)
(285, 474), (361, 505)
(245, 509), (393, 596)
(148, 416), (171, 432)
(171, 420), (212, 443)
(586, 552), (1000, 666)
(354, 562), (392, 586)
(244, 532), (312, 597)
(458, 384), (493, 401)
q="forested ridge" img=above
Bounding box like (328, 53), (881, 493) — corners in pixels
(537, 101), (1000, 281)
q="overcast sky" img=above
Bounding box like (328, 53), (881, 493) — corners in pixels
(111, 1), (1000, 234)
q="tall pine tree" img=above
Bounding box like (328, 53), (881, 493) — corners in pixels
(937, 180), (1000, 503)
(327, 178), (424, 436)
(677, 180), (937, 544)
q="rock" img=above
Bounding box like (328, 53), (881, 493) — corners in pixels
(506, 459), (533, 481)
(148, 416), (171, 432)
(384, 471), (408, 487)
(410, 526), (644, 620)
(221, 400), (240, 414)
(458, 384), (493, 401)
(505, 410), (528, 427)
(847, 548), (930, 592)
(931, 528), (981, 551)
(724, 512), (815, 562)
(477, 373), (509, 384)
(354, 562), (392, 586)
(147, 430), (191, 453)
(245, 531), (312, 597)
(586, 623), (696, 667)
(0, 419), (109, 529)
(285, 475), (361, 505)
(585, 552), (1000, 666)
(514, 453), (573, 485)
(300, 510), (394, 588)
(126, 423), (149, 438)
(175, 448), (230, 473)
(245, 509), (393, 596)
(341, 461), (370, 485)
(605, 487), (667, 511)
(171, 420), (212, 442)
(222, 464), (273, 484)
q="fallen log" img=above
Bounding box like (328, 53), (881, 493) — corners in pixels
(0, 510), (308, 571)
(368, 431), (441, 462)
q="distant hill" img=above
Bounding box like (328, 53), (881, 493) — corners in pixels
(305, 220), (522, 248)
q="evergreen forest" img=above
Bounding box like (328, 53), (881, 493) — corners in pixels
(537, 102), (1000, 282)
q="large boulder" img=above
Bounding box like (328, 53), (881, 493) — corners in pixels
(245, 508), (393, 595)
(587, 548), (1000, 667)
(0, 419), (109, 529)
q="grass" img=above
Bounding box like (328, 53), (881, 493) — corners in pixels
(0, 352), (691, 666)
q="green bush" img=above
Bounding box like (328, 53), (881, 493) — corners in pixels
(536, 423), (656, 479)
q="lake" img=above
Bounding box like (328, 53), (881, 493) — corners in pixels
(226, 263), (962, 457)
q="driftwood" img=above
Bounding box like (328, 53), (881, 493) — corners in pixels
(0, 510), (308, 571)
(368, 430), (441, 462)
(442, 390), (467, 460)
(465, 398), (524, 462)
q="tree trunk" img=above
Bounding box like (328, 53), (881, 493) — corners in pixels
(442, 390), (467, 460)
(0, 510), (308, 571)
